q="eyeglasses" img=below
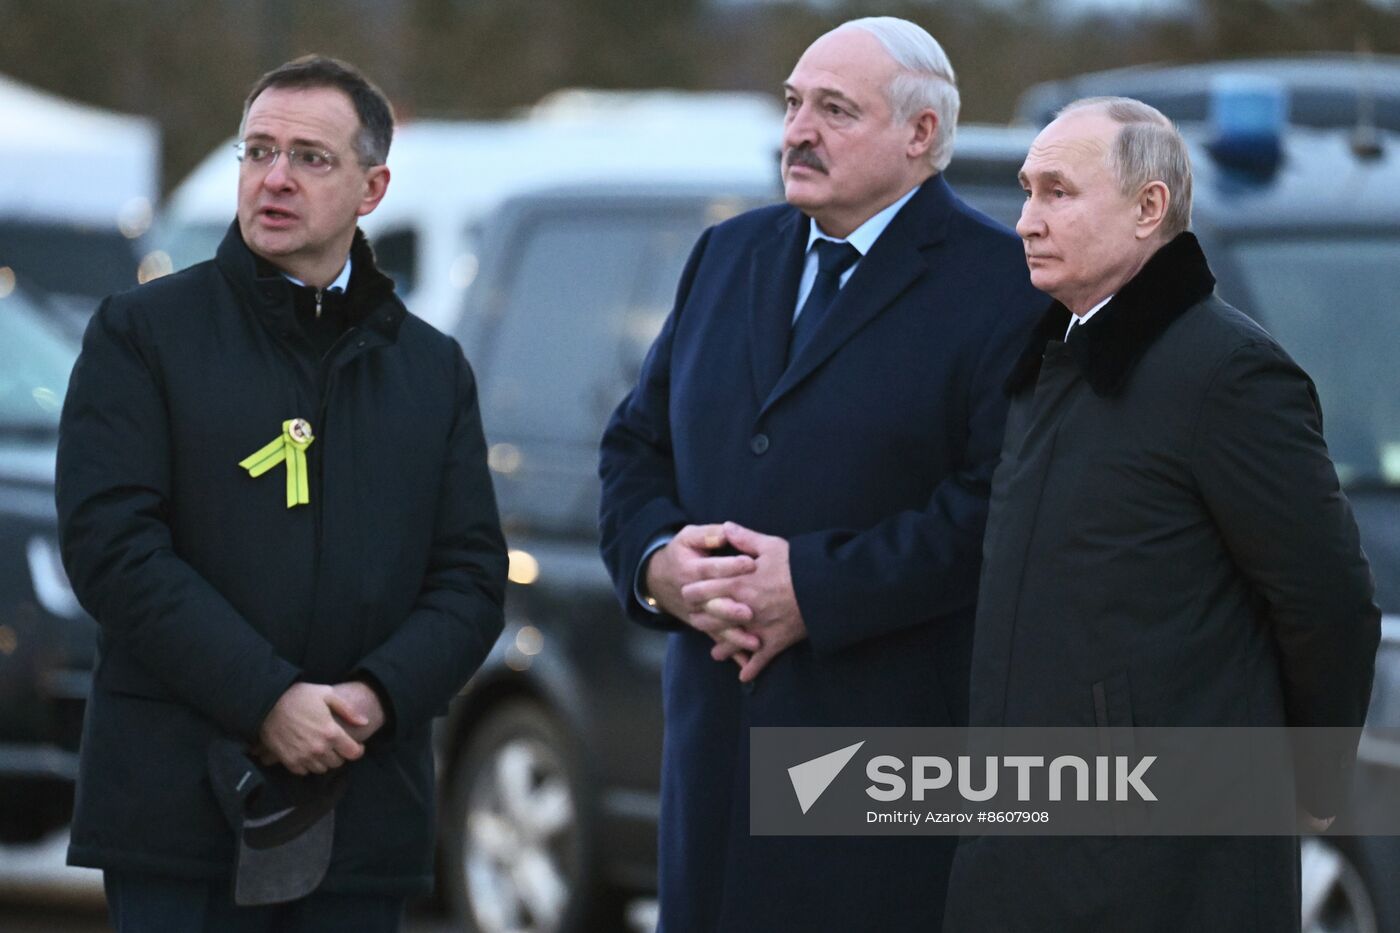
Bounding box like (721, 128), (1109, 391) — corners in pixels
(234, 140), (344, 175)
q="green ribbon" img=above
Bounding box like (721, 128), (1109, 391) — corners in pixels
(239, 419), (315, 508)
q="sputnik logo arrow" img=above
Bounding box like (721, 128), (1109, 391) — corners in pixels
(788, 741), (865, 814)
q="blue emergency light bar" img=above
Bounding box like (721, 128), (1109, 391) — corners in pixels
(1207, 75), (1288, 176)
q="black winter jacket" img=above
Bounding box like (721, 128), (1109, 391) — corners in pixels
(944, 233), (1379, 932)
(56, 223), (507, 894)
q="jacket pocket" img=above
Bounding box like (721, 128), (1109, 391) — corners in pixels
(1091, 672), (1134, 730)
(1092, 672), (1146, 834)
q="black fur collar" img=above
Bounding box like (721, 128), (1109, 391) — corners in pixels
(1005, 232), (1216, 397)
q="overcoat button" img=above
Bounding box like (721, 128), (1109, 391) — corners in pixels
(750, 434), (770, 455)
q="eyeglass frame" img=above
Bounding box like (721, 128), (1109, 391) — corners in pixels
(233, 139), (377, 175)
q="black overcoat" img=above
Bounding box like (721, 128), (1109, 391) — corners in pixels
(599, 176), (1045, 932)
(944, 234), (1380, 932)
(55, 224), (507, 895)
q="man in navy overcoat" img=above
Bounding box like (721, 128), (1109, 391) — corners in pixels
(598, 17), (1044, 932)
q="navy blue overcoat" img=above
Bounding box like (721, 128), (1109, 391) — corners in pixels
(599, 175), (1044, 932)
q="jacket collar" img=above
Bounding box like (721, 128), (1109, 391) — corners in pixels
(215, 221), (406, 342)
(1005, 231), (1216, 398)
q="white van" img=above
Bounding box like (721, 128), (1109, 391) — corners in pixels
(149, 90), (782, 333)
(1, 74), (159, 336)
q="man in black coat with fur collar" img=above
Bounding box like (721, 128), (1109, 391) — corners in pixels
(943, 97), (1379, 931)
(56, 57), (506, 931)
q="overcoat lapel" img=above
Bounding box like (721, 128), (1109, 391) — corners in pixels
(747, 210), (808, 406)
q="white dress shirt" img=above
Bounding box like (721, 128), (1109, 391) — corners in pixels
(1066, 294), (1112, 339)
(282, 255), (352, 292)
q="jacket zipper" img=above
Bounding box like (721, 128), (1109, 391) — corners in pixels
(314, 288), (324, 319)
(311, 329), (359, 555)
(295, 328), (358, 664)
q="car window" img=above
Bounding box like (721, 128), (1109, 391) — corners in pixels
(150, 219), (227, 273)
(0, 287), (77, 434)
(474, 202), (715, 534)
(480, 206), (700, 442)
(370, 227), (417, 295)
(0, 220), (140, 299)
(1225, 236), (1400, 488)
(944, 159), (1028, 230)
(951, 184), (1026, 229)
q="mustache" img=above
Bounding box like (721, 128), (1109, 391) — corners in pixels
(784, 146), (827, 174)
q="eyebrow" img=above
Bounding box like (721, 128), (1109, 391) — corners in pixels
(782, 83), (862, 114)
(1019, 168), (1068, 187)
(242, 130), (335, 151)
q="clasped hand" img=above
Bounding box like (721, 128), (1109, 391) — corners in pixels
(255, 680), (386, 775)
(645, 521), (806, 682)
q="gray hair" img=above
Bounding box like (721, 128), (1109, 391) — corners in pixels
(841, 17), (960, 173)
(1058, 96), (1192, 239)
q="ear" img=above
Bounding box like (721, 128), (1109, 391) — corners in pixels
(906, 108), (938, 161)
(357, 165), (391, 218)
(1134, 180), (1169, 240)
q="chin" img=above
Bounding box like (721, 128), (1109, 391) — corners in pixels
(247, 230), (299, 257)
(782, 179), (824, 211)
(1027, 269), (1055, 293)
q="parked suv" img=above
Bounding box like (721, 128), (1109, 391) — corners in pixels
(1185, 130), (1400, 933)
(432, 107), (1400, 933)
(0, 287), (91, 845)
(433, 181), (773, 933)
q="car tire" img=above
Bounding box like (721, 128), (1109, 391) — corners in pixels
(1301, 837), (1380, 933)
(1346, 834), (1400, 933)
(442, 700), (621, 933)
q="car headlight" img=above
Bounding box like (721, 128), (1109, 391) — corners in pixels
(26, 535), (84, 620)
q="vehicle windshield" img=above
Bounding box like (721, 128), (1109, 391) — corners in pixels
(0, 219), (140, 300)
(148, 219), (227, 274)
(1226, 236), (1400, 489)
(0, 287), (79, 436)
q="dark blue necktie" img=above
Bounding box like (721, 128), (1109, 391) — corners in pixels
(788, 239), (861, 364)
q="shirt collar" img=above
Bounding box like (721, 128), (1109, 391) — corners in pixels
(805, 185), (920, 257)
(282, 254), (352, 293)
(1066, 293), (1114, 338)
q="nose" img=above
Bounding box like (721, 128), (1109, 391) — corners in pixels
(783, 101), (818, 151)
(261, 152), (296, 192)
(1015, 197), (1043, 241)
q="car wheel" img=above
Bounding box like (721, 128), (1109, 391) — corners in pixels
(443, 700), (615, 933)
(1301, 837), (1380, 933)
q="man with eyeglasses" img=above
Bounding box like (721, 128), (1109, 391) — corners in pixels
(56, 56), (506, 931)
